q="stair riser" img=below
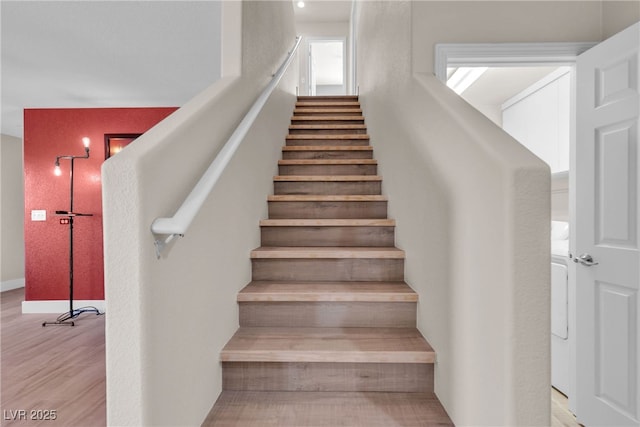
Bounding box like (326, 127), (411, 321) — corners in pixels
(294, 109), (362, 116)
(261, 226), (394, 246)
(292, 119), (365, 126)
(289, 128), (367, 135)
(274, 181), (381, 195)
(295, 103), (360, 109)
(222, 362), (432, 392)
(268, 201), (387, 219)
(282, 150), (373, 160)
(279, 164), (377, 176)
(252, 259), (404, 281)
(286, 138), (369, 146)
(239, 302), (415, 328)
(297, 96), (359, 102)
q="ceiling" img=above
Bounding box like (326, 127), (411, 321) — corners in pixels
(459, 66), (562, 110)
(2, 0), (564, 139)
(293, 0), (352, 23)
(1, 1), (222, 138)
(1, 0), (352, 139)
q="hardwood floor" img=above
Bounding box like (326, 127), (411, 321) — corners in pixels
(0, 288), (580, 426)
(552, 388), (581, 427)
(0, 288), (105, 426)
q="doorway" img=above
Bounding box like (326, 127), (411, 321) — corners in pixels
(436, 32), (640, 426)
(308, 38), (346, 96)
(435, 41), (593, 416)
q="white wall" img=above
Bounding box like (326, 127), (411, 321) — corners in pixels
(603, 1), (640, 38)
(1, 134), (25, 291)
(102, 2), (298, 426)
(355, 1), (550, 425)
(413, 1), (604, 76)
(502, 69), (571, 174)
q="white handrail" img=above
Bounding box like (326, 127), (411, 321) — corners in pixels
(151, 36), (302, 258)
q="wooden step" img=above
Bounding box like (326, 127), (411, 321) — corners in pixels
(278, 159), (377, 165)
(289, 124), (367, 135)
(295, 101), (361, 109)
(204, 391), (452, 425)
(240, 301), (415, 328)
(220, 327), (434, 363)
(273, 175), (382, 195)
(238, 281), (416, 328)
(286, 134), (370, 146)
(251, 247), (403, 281)
(221, 364), (432, 393)
(278, 159), (377, 176)
(291, 116), (365, 126)
(297, 95), (359, 102)
(268, 194), (386, 201)
(294, 108), (362, 116)
(260, 218), (394, 246)
(250, 246), (404, 259)
(268, 195), (387, 219)
(238, 281), (415, 302)
(282, 146), (373, 160)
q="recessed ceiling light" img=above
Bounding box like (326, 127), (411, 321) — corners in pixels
(297, 1), (305, 8)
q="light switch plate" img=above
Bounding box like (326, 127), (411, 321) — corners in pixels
(31, 210), (46, 221)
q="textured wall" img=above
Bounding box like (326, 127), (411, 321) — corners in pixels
(23, 108), (176, 301)
(1, 134), (25, 284)
(102, 2), (298, 425)
(355, 1), (551, 425)
(412, 1), (605, 75)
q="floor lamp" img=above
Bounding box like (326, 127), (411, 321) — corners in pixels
(43, 137), (102, 327)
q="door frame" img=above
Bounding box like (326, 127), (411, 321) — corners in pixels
(434, 42), (596, 82)
(307, 37), (347, 96)
(434, 41), (597, 415)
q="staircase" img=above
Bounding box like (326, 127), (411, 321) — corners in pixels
(203, 96), (453, 426)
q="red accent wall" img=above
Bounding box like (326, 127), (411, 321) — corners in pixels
(24, 108), (177, 301)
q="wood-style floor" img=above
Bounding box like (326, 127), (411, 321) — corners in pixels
(0, 288), (581, 426)
(1, 288), (105, 426)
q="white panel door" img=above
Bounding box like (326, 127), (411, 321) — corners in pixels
(575, 22), (640, 427)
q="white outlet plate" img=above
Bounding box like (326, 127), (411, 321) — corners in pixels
(31, 210), (46, 221)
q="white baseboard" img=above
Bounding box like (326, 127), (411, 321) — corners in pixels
(1, 278), (25, 292)
(22, 299), (106, 314)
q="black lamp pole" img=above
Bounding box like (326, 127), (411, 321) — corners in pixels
(43, 138), (101, 327)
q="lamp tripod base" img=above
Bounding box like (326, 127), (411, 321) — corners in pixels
(42, 307), (102, 327)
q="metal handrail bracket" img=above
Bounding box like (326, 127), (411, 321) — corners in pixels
(151, 36), (302, 258)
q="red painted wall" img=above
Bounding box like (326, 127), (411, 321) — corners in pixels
(24, 108), (177, 301)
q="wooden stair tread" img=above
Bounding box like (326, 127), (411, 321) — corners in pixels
(204, 391), (453, 427)
(294, 108), (362, 114)
(291, 115), (365, 121)
(282, 145), (372, 151)
(278, 159), (376, 165)
(268, 195), (386, 201)
(238, 281), (417, 302)
(273, 175), (382, 182)
(290, 124), (367, 130)
(220, 327), (434, 363)
(297, 95), (359, 101)
(250, 247), (405, 259)
(286, 134), (369, 140)
(296, 101), (361, 107)
(260, 218), (394, 226)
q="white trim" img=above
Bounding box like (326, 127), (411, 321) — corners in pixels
(1, 278), (25, 292)
(22, 299), (106, 314)
(502, 66), (572, 110)
(434, 42), (597, 82)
